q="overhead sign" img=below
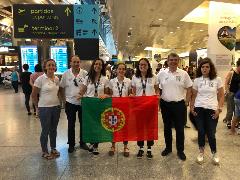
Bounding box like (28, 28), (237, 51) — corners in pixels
(74, 5), (99, 39)
(13, 4), (74, 38)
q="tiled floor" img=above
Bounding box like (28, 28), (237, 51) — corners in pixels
(0, 86), (240, 180)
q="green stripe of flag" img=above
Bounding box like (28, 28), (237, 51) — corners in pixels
(82, 97), (113, 143)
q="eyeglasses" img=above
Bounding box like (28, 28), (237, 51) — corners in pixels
(73, 78), (78, 87)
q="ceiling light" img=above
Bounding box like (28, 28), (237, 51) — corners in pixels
(193, 41), (197, 44)
(126, 41), (128, 43)
(158, 18), (163, 21)
(177, 27), (180, 29)
(170, 32), (174, 34)
(199, 29), (204, 32)
(144, 47), (171, 52)
(129, 27), (133, 30)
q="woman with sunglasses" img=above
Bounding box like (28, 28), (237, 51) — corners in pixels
(132, 58), (159, 159)
(79, 58), (109, 155)
(108, 62), (132, 157)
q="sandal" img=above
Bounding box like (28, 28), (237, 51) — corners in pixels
(108, 146), (115, 156)
(51, 149), (60, 158)
(42, 152), (54, 160)
(123, 147), (130, 157)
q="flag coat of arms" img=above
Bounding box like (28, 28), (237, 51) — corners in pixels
(82, 96), (158, 143)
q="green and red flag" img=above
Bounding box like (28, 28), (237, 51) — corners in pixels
(82, 96), (158, 143)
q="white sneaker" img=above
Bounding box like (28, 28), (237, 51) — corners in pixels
(196, 152), (204, 164)
(212, 153), (220, 165)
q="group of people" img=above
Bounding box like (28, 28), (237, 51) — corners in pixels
(0, 67), (20, 92)
(27, 53), (224, 166)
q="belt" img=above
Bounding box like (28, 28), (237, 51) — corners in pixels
(162, 99), (184, 104)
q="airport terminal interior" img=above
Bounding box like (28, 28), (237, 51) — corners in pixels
(1, 0), (240, 179)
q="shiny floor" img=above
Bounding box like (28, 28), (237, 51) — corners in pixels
(0, 86), (240, 180)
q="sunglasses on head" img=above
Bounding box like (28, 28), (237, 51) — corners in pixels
(73, 78), (78, 87)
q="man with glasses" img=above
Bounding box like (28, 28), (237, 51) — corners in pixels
(60, 55), (88, 153)
(157, 53), (192, 161)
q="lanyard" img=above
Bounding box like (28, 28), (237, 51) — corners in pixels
(94, 75), (101, 96)
(117, 81), (124, 97)
(141, 78), (147, 95)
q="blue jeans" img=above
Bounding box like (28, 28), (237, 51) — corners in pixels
(194, 107), (218, 153)
(39, 106), (61, 152)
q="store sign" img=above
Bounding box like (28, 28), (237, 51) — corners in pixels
(74, 5), (99, 39)
(0, 47), (9, 53)
(0, 46), (18, 53)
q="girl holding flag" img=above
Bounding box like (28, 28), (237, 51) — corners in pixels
(79, 58), (109, 155)
(108, 62), (132, 157)
(132, 58), (160, 159)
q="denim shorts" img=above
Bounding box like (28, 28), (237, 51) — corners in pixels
(234, 98), (240, 117)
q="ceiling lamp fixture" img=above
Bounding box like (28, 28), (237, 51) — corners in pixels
(158, 18), (163, 21)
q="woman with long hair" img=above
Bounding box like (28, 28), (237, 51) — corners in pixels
(190, 57), (224, 165)
(32, 59), (61, 160)
(108, 62), (132, 157)
(79, 58), (109, 155)
(132, 58), (159, 159)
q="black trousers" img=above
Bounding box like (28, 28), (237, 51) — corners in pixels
(160, 99), (185, 152)
(65, 101), (84, 147)
(137, 141), (154, 147)
(194, 107), (218, 153)
(12, 81), (18, 93)
(24, 93), (31, 112)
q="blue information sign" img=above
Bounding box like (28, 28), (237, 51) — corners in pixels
(50, 46), (68, 74)
(74, 5), (99, 39)
(20, 45), (38, 73)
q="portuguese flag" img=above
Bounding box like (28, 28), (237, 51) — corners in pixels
(82, 96), (158, 143)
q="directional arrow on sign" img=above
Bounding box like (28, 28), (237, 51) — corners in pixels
(92, 19), (97, 24)
(92, 7), (97, 14)
(92, 29), (97, 36)
(65, 7), (72, 16)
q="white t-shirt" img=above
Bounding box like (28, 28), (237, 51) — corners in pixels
(158, 68), (192, 102)
(82, 75), (109, 97)
(109, 77), (131, 97)
(193, 76), (223, 110)
(34, 74), (60, 107)
(60, 68), (87, 105)
(131, 75), (158, 96)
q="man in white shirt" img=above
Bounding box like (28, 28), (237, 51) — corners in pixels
(158, 53), (192, 161)
(60, 55), (88, 153)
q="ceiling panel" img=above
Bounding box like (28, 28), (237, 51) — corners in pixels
(107, 0), (240, 58)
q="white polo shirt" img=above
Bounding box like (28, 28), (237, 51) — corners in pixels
(158, 68), (192, 102)
(193, 76), (223, 110)
(82, 75), (109, 97)
(60, 68), (87, 105)
(131, 75), (158, 96)
(109, 77), (131, 97)
(34, 74), (60, 107)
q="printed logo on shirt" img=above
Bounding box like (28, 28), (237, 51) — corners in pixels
(147, 78), (152, 84)
(209, 82), (214, 87)
(176, 76), (181, 82)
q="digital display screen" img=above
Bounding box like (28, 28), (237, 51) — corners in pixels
(50, 46), (68, 74)
(20, 45), (38, 73)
